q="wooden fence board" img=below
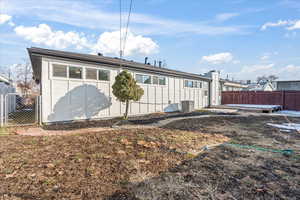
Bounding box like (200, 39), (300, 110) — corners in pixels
(221, 91), (300, 111)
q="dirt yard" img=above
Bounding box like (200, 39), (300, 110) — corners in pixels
(1, 115), (300, 200)
(119, 115), (299, 200)
(0, 127), (227, 200)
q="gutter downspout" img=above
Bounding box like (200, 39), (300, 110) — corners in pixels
(208, 80), (212, 107)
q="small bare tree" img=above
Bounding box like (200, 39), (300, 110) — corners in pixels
(257, 75), (278, 85)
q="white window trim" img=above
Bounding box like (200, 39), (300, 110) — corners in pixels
(50, 61), (111, 82)
(135, 73), (152, 85)
(184, 79), (204, 89)
(152, 75), (167, 86)
(68, 66), (84, 80)
(98, 69), (111, 82)
(50, 62), (69, 80)
(85, 67), (98, 81)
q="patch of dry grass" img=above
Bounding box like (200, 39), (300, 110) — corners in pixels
(0, 127), (227, 199)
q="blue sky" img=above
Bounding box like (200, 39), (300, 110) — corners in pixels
(1, 0), (300, 81)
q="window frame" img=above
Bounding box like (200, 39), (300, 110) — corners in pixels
(152, 76), (159, 85)
(135, 73), (152, 85)
(184, 80), (203, 89)
(85, 67), (98, 80)
(52, 63), (68, 78)
(68, 66), (83, 80)
(98, 69), (110, 81)
(158, 76), (166, 85)
(152, 75), (166, 86)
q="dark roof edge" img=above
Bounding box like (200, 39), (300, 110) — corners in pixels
(27, 47), (211, 81)
(220, 78), (247, 86)
(275, 80), (300, 83)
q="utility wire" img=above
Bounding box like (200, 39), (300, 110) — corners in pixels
(122, 0), (133, 56)
(119, 0), (122, 58)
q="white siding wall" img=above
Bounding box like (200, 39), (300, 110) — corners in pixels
(41, 58), (210, 123)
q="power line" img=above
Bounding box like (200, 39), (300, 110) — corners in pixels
(122, 0), (133, 56)
(119, 0), (122, 58)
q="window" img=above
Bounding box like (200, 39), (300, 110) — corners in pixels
(185, 80), (202, 88)
(185, 80), (194, 88)
(136, 74), (151, 84)
(159, 77), (166, 85)
(204, 90), (208, 96)
(53, 64), (67, 78)
(195, 81), (202, 88)
(153, 76), (166, 85)
(98, 69), (110, 81)
(184, 80), (189, 87)
(153, 76), (159, 85)
(136, 74), (143, 83)
(86, 68), (97, 80)
(69, 66), (82, 79)
(143, 75), (151, 84)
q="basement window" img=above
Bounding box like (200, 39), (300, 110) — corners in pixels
(86, 68), (97, 80)
(69, 66), (83, 79)
(52, 64), (67, 78)
(98, 69), (110, 81)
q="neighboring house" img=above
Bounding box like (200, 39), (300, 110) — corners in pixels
(28, 47), (222, 123)
(0, 74), (12, 85)
(0, 74), (16, 113)
(246, 81), (274, 91)
(220, 79), (248, 91)
(273, 80), (300, 91)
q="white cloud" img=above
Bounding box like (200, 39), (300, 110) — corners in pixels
(14, 24), (90, 49)
(201, 52), (234, 64)
(260, 52), (279, 61)
(2, 0), (248, 36)
(0, 14), (14, 26)
(261, 19), (300, 31)
(228, 63), (300, 81)
(215, 13), (240, 22)
(14, 24), (159, 56)
(287, 20), (300, 30)
(260, 55), (270, 60)
(261, 20), (293, 30)
(93, 29), (159, 56)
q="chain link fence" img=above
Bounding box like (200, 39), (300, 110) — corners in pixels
(0, 93), (41, 127)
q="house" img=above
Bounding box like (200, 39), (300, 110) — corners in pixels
(272, 80), (300, 91)
(0, 74), (12, 85)
(220, 79), (248, 91)
(28, 47), (222, 123)
(246, 81), (274, 91)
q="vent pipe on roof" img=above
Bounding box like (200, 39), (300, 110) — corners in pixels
(158, 61), (162, 68)
(144, 57), (148, 64)
(154, 60), (157, 67)
(97, 53), (103, 56)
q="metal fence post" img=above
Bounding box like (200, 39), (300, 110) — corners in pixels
(39, 96), (42, 126)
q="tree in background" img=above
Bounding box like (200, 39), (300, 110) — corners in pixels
(257, 75), (278, 85)
(112, 70), (144, 119)
(0, 61), (39, 96)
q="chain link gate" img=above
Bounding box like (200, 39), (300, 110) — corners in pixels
(0, 93), (41, 127)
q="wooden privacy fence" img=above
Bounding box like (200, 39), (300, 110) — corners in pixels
(221, 91), (300, 111)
